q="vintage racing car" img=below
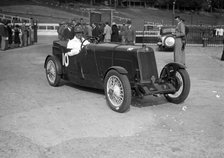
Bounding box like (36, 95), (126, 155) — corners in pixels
(44, 37), (190, 113)
(157, 26), (176, 51)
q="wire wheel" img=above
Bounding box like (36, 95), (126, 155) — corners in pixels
(104, 70), (131, 113)
(46, 60), (56, 84)
(107, 75), (124, 107)
(45, 56), (61, 87)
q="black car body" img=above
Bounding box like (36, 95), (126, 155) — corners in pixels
(44, 39), (190, 113)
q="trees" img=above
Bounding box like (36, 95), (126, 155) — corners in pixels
(54, 0), (224, 11)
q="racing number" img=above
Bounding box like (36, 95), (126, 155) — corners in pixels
(62, 53), (69, 67)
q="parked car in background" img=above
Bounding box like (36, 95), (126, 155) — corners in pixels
(157, 26), (176, 51)
(44, 37), (190, 113)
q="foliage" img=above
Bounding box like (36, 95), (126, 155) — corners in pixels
(56, 0), (224, 11)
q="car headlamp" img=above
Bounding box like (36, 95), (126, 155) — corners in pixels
(164, 36), (175, 47)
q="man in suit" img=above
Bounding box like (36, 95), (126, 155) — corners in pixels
(63, 23), (74, 40)
(173, 16), (186, 65)
(125, 20), (136, 45)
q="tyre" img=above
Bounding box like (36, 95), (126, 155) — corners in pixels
(104, 70), (131, 113)
(163, 69), (190, 104)
(45, 56), (61, 87)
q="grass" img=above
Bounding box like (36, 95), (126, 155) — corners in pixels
(0, 0), (223, 30)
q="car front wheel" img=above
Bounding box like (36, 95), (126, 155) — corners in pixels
(104, 70), (131, 113)
(163, 69), (190, 104)
(45, 56), (61, 87)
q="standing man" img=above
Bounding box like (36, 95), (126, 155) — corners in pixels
(111, 22), (119, 42)
(84, 22), (92, 38)
(103, 22), (112, 42)
(120, 23), (127, 44)
(63, 23), (74, 40)
(125, 20), (136, 45)
(173, 16), (186, 65)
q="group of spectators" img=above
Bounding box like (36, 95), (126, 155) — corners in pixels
(57, 18), (136, 44)
(0, 19), (36, 51)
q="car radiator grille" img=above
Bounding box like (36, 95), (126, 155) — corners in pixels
(137, 51), (158, 83)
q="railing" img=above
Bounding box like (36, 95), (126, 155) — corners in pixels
(0, 13), (31, 23)
(37, 23), (59, 36)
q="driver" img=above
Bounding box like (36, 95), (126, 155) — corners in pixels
(66, 26), (90, 56)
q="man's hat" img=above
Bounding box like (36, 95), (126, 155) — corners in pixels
(174, 16), (180, 20)
(127, 20), (132, 24)
(74, 26), (83, 33)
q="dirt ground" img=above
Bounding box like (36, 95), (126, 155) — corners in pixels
(0, 36), (224, 158)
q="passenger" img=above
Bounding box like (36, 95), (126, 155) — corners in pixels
(66, 26), (90, 56)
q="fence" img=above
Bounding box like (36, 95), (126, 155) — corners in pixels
(136, 25), (224, 46)
(187, 26), (224, 46)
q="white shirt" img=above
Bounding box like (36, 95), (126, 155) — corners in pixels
(66, 36), (90, 56)
(103, 24), (112, 40)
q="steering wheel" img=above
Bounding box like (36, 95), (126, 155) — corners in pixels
(81, 36), (99, 49)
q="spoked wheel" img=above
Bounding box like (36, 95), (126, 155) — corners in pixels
(104, 70), (131, 113)
(162, 68), (190, 104)
(45, 56), (61, 87)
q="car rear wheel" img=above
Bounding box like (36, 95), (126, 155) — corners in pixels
(104, 70), (131, 113)
(163, 69), (190, 104)
(45, 56), (61, 87)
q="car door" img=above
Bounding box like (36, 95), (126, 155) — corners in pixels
(79, 44), (102, 89)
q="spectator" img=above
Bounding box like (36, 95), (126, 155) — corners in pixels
(103, 22), (112, 42)
(173, 16), (186, 65)
(14, 25), (21, 47)
(125, 20), (136, 45)
(98, 23), (105, 42)
(0, 20), (9, 50)
(92, 23), (102, 42)
(84, 22), (92, 38)
(20, 21), (26, 47)
(63, 23), (74, 40)
(0, 19), (5, 50)
(120, 23), (127, 44)
(111, 22), (119, 42)
(57, 21), (66, 40)
(6, 22), (13, 48)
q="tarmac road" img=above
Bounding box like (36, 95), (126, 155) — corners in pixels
(0, 36), (224, 158)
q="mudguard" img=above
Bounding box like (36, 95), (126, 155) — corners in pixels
(104, 66), (128, 79)
(160, 62), (186, 77)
